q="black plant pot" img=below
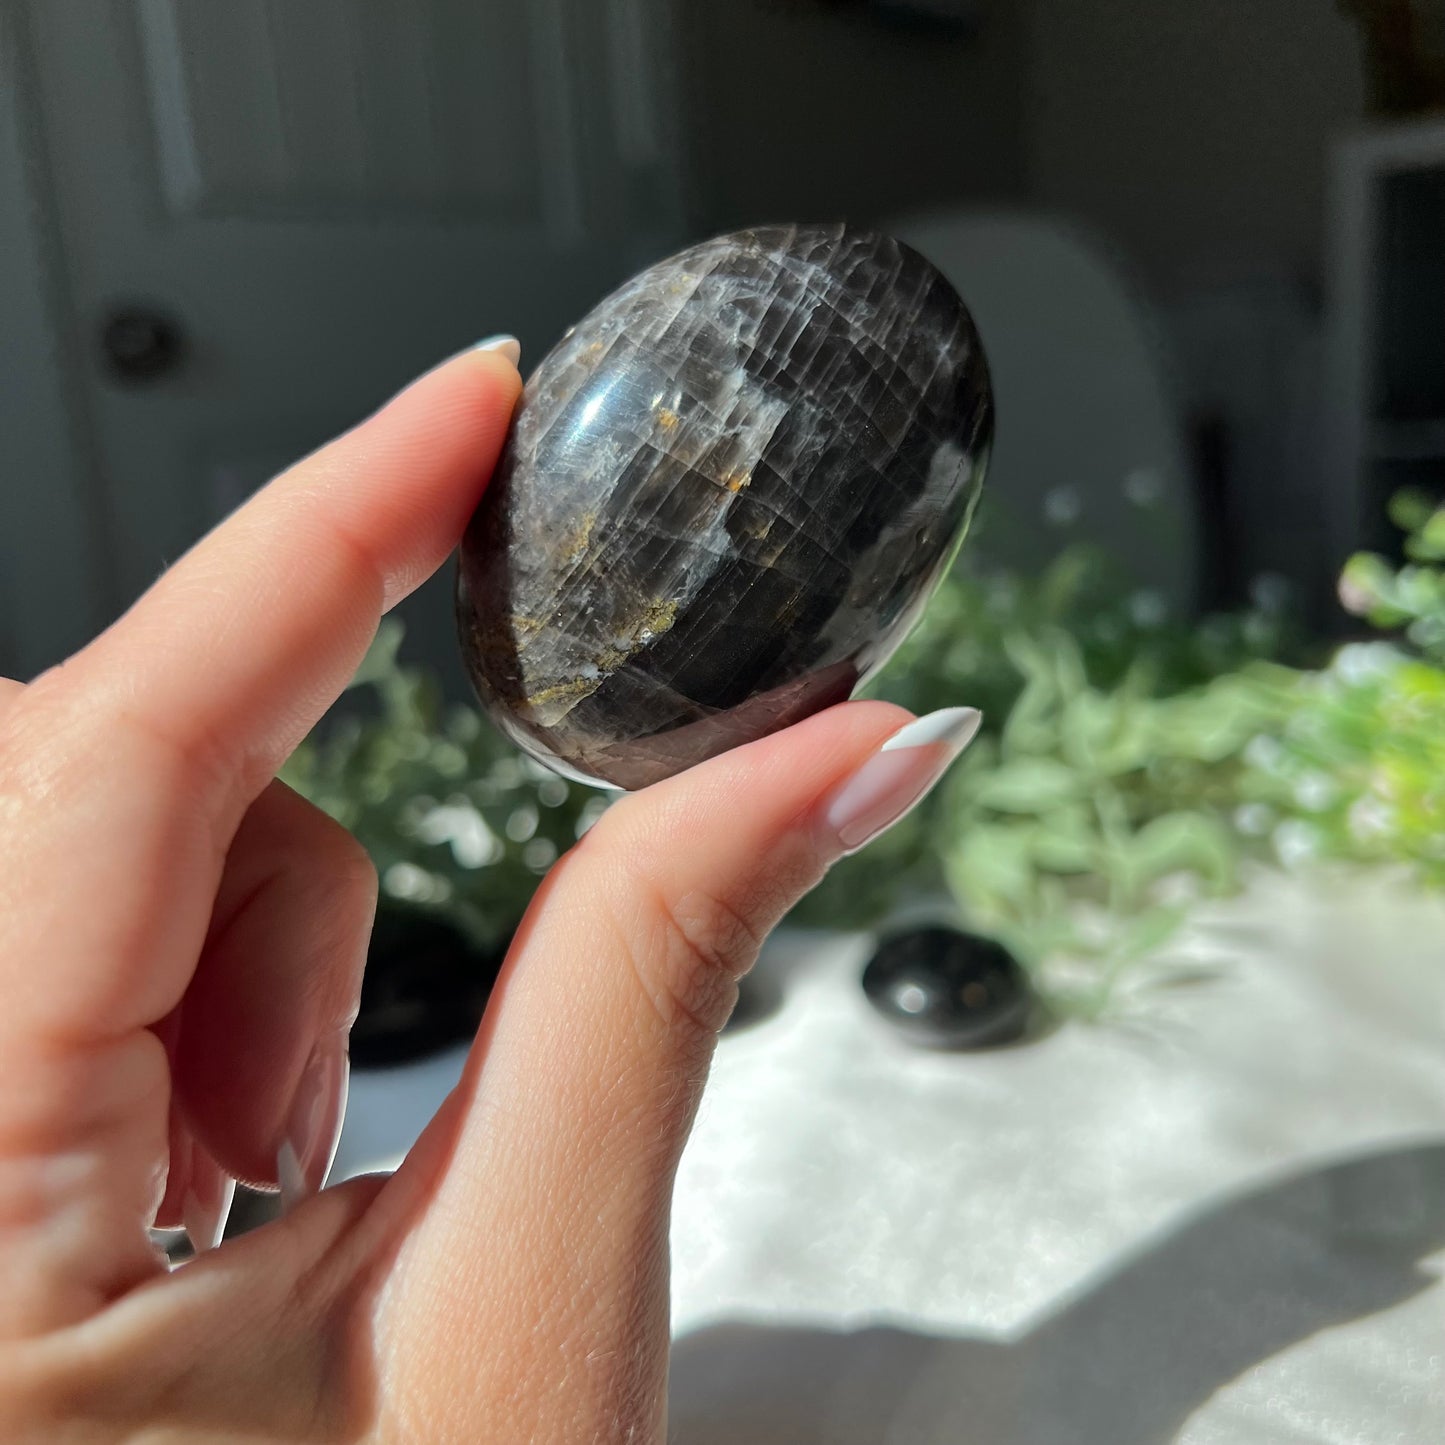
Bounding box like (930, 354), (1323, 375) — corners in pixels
(352, 902), (507, 1069)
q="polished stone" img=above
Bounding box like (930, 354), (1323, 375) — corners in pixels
(457, 223), (993, 789)
(862, 926), (1030, 1049)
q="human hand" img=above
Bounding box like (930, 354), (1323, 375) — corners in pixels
(0, 345), (977, 1442)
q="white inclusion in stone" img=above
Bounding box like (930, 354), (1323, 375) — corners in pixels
(895, 982), (929, 1014)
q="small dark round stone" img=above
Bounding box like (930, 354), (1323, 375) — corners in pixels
(862, 926), (1030, 1049)
(457, 223), (992, 790)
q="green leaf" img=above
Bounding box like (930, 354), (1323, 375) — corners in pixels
(1389, 487), (1436, 537)
(945, 823), (1037, 909)
(1150, 675), (1280, 762)
(969, 758), (1083, 813)
(1126, 811), (1237, 891)
(1412, 509), (1445, 562)
(1036, 545), (1100, 614)
(1028, 804), (1099, 872)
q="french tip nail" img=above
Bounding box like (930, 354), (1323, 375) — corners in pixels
(277, 1034), (350, 1213)
(474, 334), (521, 366)
(824, 704), (983, 855)
(182, 1175), (236, 1256)
(879, 705), (983, 752)
(276, 1140), (306, 1212)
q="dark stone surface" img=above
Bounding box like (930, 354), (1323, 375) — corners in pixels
(458, 224), (993, 789)
(862, 926), (1030, 1049)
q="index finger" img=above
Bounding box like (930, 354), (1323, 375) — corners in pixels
(43, 344), (521, 828)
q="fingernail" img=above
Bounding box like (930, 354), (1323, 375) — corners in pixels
(277, 1032), (350, 1211)
(823, 707), (982, 855)
(474, 334), (521, 366)
(182, 1172), (236, 1256)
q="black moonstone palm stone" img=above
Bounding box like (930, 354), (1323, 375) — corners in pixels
(457, 223), (993, 790)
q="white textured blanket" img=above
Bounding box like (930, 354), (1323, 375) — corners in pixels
(336, 870), (1445, 1443)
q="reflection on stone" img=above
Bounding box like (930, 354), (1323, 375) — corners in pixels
(457, 223), (993, 789)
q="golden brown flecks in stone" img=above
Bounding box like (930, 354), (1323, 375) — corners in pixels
(634, 596), (678, 641)
(559, 510), (598, 567)
(523, 675), (598, 711)
(510, 612), (549, 641)
(523, 598), (680, 720)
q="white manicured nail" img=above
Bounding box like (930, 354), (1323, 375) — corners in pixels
(823, 707), (982, 854)
(879, 706), (983, 752)
(182, 1174), (236, 1256)
(474, 334), (521, 365)
(277, 1032), (350, 1211)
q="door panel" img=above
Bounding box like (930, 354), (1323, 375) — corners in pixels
(21, 0), (682, 680)
(135, 0), (551, 222)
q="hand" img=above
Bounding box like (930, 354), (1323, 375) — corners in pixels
(0, 346), (977, 1443)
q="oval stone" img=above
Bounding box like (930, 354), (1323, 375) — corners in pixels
(456, 223), (993, 790)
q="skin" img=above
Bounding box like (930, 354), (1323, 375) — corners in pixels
(0, 349), (917, 1443)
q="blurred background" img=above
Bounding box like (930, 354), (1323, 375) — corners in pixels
(2, 3), (1443, 1441)
(6, 0), (1440, 682)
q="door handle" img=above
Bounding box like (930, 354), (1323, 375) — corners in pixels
(100, 307), (185, 382)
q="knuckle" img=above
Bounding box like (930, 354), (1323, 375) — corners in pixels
(319, 815), (380, 907)
(19, 674), (253, 831)
(609, 857), (766, 1040)
(270, 785), (379, 911)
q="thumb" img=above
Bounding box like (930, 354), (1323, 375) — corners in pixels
(376, 699), (980, 1442)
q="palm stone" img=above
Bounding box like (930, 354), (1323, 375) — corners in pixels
(456, 223), (993, 790)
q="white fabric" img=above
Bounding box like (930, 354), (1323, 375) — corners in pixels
(334, 870), (1445, 1443)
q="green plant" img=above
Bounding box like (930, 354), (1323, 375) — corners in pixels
(1245, 491), (1445, 886)
(281, 621), (603, 954)
(1240, 644), (1445, 887)
(283, 490), (1445, 1020)
(1337, 488), (1445, 664)
(791, 543), (1297, 946)
(931, 633), (1291, 1014)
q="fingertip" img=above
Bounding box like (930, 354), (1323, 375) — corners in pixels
(473, 334), (522, 366)
(396, 339), (524, 411)
(618, 698), (915, 826)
